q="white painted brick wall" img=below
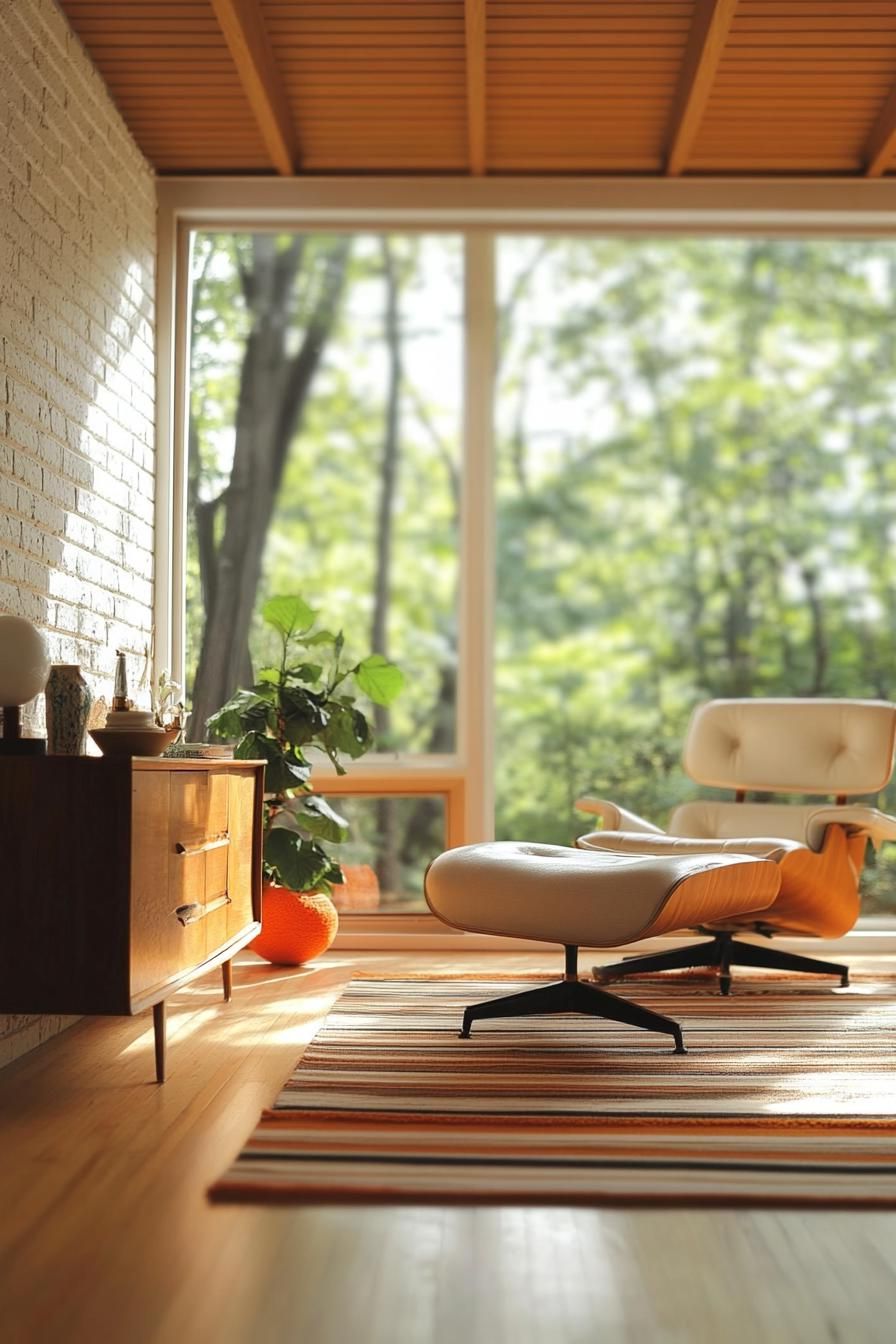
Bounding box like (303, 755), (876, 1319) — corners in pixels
(0, 0), (156, 1066)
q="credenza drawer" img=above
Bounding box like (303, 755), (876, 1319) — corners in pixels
(129, 766), (262, 1000)
(169, 770), (230, 850)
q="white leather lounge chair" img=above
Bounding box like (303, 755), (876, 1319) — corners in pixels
(576, 698), (896, 993)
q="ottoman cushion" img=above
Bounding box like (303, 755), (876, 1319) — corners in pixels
(425, 841), (780, 946)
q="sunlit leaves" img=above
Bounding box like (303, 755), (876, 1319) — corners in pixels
(262, 595), (315, 640)
(355, 654), (405, 706)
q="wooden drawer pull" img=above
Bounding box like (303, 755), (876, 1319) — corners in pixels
(174, 893), (232, 926)
(174, 831), (230, 857)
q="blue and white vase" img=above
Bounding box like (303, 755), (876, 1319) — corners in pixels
(45, 664), (93, 755)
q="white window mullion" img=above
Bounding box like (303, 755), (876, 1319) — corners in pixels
(171, 225), (193, 689)
(153, 217), (192, 690)
(152, 206), (177, 682)
(459, 231), (496, 843)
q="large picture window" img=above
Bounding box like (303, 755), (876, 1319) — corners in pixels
(179, 221), (896, 920)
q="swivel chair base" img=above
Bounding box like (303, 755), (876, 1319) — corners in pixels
(460, 944), (686, 1053)
(593, 929), (849, 997)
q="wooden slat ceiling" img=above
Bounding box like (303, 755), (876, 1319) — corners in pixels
(58, 1), (896, 177)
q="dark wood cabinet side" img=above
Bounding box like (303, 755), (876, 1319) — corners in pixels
(0, 758), (133, 1013)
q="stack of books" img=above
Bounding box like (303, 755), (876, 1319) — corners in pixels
(162, 741), (234, 760)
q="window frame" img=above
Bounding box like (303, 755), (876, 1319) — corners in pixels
(155, 177), (896, 944)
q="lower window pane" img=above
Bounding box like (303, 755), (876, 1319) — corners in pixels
(321, 794), (446, 913)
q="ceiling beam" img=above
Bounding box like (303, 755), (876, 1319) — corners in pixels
(864, 85), (896, 178)
(464, 0), (487, 175)
(209, 0), (297, 176)
(665, 0), (739, 177)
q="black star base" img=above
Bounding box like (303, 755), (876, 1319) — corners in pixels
(458, 944), (686, 1054)
(593, 930), (849, 997)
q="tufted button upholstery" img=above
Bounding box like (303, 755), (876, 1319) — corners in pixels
(683, 698), (896, 795)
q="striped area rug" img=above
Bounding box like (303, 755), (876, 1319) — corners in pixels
(210, 975), (896, 1206)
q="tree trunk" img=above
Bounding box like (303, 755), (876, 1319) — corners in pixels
(188, 235), (351, 737)
(801, 565), (828, 696)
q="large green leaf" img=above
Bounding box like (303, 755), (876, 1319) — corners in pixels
(280, 686), (328, 747)
(206, 689), (274, 740)
(238, 734), (310, 794)
(262, 595), (315, 641)
(321, 703), (371, 759)
(291, 794), (349, 843)
(355, 654), (405, 706)
(264, 829), (333, 892)
(285, 663), (323, 686)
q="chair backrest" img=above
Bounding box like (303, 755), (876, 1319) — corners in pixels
(682, 698), (896, 798)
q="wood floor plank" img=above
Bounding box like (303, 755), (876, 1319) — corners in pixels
(1, 950), (895, 1343)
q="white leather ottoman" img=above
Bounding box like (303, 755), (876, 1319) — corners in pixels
(424, 841), (780, 1053)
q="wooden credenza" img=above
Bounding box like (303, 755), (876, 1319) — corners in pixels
(0, 756), (265, 1081)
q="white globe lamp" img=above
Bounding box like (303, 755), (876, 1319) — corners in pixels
(0, 616), (51, 755)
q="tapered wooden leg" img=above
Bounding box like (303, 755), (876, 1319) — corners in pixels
(153, 1001), (166, 1084)
(222, 959), (233, 1002)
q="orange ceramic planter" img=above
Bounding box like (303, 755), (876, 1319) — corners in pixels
(250, 881), (339, 966)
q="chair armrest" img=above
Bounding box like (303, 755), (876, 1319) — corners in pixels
(573, 797), (665, 834)
(577, 831), (789, 861)
(807, 806), (896, 851)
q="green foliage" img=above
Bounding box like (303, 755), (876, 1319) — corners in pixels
(262, 594), (315, 640)
(355, 654), (406, 706)
(207, 597), (404, 893)
(493, 238), (896, 915)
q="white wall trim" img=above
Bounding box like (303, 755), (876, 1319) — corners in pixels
(157, 176), (896, 232)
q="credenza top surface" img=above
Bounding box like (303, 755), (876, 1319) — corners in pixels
(0, 755), (264, 772)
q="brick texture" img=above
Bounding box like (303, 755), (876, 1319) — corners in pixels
(0, 0), (156, 1066)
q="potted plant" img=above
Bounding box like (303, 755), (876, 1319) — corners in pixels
(206, 595), (404, 964)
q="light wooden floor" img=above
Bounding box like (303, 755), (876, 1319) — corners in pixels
(1, 950), (895, 1344)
